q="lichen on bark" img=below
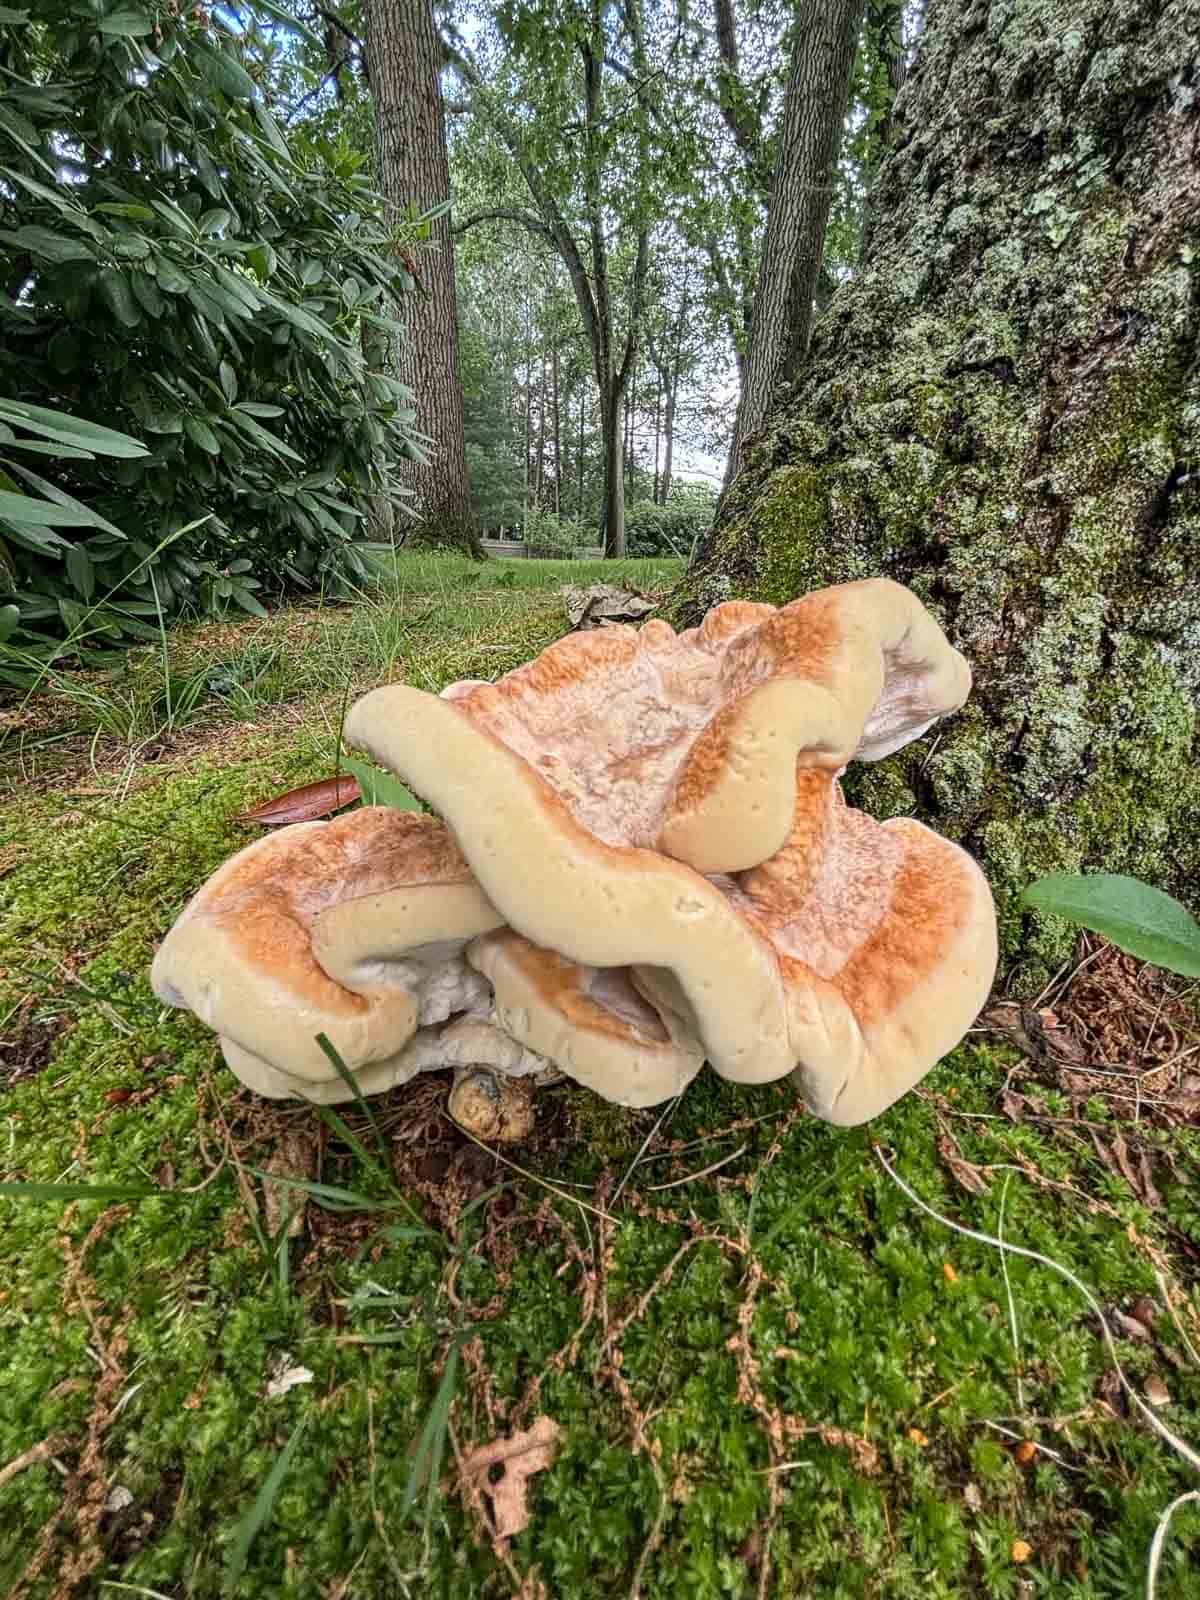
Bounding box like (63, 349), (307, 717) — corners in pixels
(685, 0), (1200, 983)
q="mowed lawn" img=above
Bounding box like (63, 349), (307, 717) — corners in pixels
(1, 553), (1198, 1599)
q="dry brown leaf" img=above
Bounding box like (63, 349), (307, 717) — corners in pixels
(462, 1415), (562, 1538)
(937, 1129), (990, 1195)
(1144, 1373), (1171, 1407)
(563, 584), (655, 630)
(261, 1127), (319, 1239)
(1110, 1131), (1141, 1193)
(1137, 1152), (1163, 1209)
(233, 775), (361, 828)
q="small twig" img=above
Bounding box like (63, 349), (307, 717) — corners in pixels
(1147, 1490), (1200, 1600)
(611, 1093), (681, 1209)
(646, 1144), (748, 1192)
(1156, 1269), (1200, 1369)
(997, 1172), (1025, 1414)
(452, 1125), (613, 1222)
(0, 1436), (65, 1491)
(981, 1419), (1082, 1472)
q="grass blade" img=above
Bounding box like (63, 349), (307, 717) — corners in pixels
(245, 1168), (419, 1216)
(314, 1103), (393, 1191)
(402, 1331), (473, 1527)
(314, 1032), (389, 1163)
(0, 1181), (168, 1201)
(224, 1418), (307, 1589)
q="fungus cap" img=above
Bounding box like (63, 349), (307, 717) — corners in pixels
(151, 808), (503, 1101)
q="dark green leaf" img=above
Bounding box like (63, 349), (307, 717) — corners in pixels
(184, 415), (220, 455)
(66, 542), (95, 601)
(99, 269), (141, 328)
(340, 754), (422, 812)
(97, 12), (155, 36)
(1, 225), (93, 262)
(0, 488), (94, 527)
(1020, 873), (1200, 977)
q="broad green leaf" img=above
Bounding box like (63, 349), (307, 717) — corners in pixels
(0, 401), (147, 457)
(98, 12), (155, 36)
(234, 401), (285, 418)
(152, 255), (190, 294)
(1, 225), (93, 262)
(0, 604), (19, 643)
(225, 408), (304, 462)
(218, 360), (238, 405)
(0, 488), (94, 526)
(111, 234), (151, 261)
(1021, 873), (1200, 977)
(0, 521), (69, 554)
(0, 439), (92, 459)
(199, 207), (232, 235)
(4, 460), (126, 537)
(66, 542), (95, 601)
(246, 0), (322, 46)
(340, 754), (422, 812)
(99, 269), (141, 328)
(130, 270), (164, 318)
(184, 415), (220, 455)
(203, 44), (257, 101)
(229, 584), (268, 617)
(93, 201), (156, 220)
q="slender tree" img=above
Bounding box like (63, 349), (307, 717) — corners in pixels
(688, 0), (1200, 974)
(364, 0), (478, 550)
(446, 0), (654, 556)
(724, 0), (866, 483)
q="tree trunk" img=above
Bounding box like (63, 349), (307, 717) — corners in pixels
(660, 375), (676, 506)
(535, 352), (546, 506)
(365, 0), (479, 553)
(687, 0), (1200, 981)
(602, 386), (627, 557)
(652, 366), (662, 503)
(724, 0), (866, 486)
(577, 389), (585, 520)
(551, 345), (562, 515)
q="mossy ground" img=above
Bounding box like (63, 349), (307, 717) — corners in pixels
(2, 555), (1199, 1598)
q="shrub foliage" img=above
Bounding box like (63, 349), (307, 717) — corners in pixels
(0, 0), (422, 657)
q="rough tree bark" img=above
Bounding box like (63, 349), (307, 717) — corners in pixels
(687, 0), (1200, 978)
(724, 0), (867, 484)
(364, 0), (478, 553)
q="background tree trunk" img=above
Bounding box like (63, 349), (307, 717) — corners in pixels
(687, 0), (1200, 980)
(723, 0), (866, 485)
(365, 0), (479, 553)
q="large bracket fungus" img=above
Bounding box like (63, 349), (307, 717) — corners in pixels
(153, 579), (997, 1132)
